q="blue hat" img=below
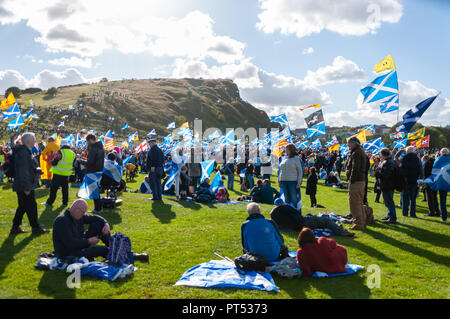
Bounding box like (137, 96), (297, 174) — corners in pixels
(274, 198), (284, 206)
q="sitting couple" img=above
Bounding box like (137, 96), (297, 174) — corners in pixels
(241, 203), (350, 276)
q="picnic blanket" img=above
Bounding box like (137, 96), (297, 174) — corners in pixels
(280, 227), (334, 237)
(175, 260), (279, 292)
(318, 212), (354, 224)
(215, 201), (247, 205)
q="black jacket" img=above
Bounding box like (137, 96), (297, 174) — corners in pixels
(52, 209), (107, 258)
(270, 205), (304, 231)
(423, 158), (435, 178)
(85, 141), (104, 173)
(146, 145), (164, 170)
(12, 145), (40, 193)
(375, 158), (397, 191)
(306, 172), (318, 194)
(400, 152), (422, 185)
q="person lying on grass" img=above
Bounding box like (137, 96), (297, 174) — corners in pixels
(241, 203), (289, 262)
(270, 199), (355, 237)
(296, 228), (348, 277)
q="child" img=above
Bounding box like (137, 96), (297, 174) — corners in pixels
(215, 187), (230, 203)
(179, 166), (190, 199)
(305, 167), (318, 208)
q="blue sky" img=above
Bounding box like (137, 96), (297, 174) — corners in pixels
(1, 0), (449, 128)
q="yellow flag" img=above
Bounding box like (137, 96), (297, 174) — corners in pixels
(328, 143), (340, 152)
(407, 128), (425, 140)
(1, 92), (16, 109)
(374, 54), (396, 73)
(180, 122), (189, 129)
(347, 130), (367, 144)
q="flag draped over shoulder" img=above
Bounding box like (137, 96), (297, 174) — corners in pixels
(424, 155), (450, 191)
(103, 159), (123, 183)
(397, 95), (438, 132)
(40, 142), (60, 180)
(78, 172), (103, 199)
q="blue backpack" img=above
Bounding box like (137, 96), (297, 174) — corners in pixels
(107, 233), (134, 266)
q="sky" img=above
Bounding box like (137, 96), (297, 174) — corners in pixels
(0, 0), (449, 129)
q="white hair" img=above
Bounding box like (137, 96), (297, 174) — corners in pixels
(21, 132), (36, 146)
(247, 203), (261, 215)
(441, 148), (449, 155)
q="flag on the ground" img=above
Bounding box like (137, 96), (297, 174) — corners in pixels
(374, 54), (396, 73)
(360, 70), (398, 105)
(201, 160), (215, 182)
(299, 104), (321, 111)
(210, 171), (224, 194)
(393, 138), (407, 149)
(103, 159), (123, 183)
(2, 103), (20, 120)
(270, 114), (289, 126)
(424, 155), (450, 191)
(397, 95), (438, 132)
(410, 135), (430, 148)
(1, 92), (16, 110)
(8, 114), (24, 131)
(78, 172), (103, 199)
(407, 128), (425, 140)
(306, 122), (326, 138)
(380, 94), (399, 114)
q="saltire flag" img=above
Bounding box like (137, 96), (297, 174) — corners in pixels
(380, 94), (399, 114)
(103, 159), (123, 183)
(223, 130), (235, 146)
(23, 109), (34, 124)
(147, 129), (156, 137)
(128, 132), (139, 143)
(8, 114), (24, 131)
(270, 114), (289, 126)
(360, 70), (398, 105)
(339, 144), (350, 157)
(1, 92), (16, 110)
(104, 130), (114, 138)
(62, 134), (75, 146)
(122, 156), (132, 167)
(208, 130), (221, 140)
(325, 138), (338, 147)
(75, 134), (84, 147)
(304, 109), (324, 128)
(167, 122), (176, 129)
(311, 139), (322, 149)
(273, 136), (289, 158)
(410, 135), (430, 149)
(200, 160), (215, 182)
(78, 172), (103, 200)
(164, 164), (179, 191)
(299, 104), (321, 112)
(279, 126), (292, 143)
(423, 155), (450, 191)
(209, 171), (224, 194)
(393, 138), (407, 149)
(122, 123), (129, 130)
(2, 103), (20, 120)
(374, 54), (396, 73)
(319, 169), (327, 180)
(364, 125), (375, 136)
(296, 140), (309, 148)
(407, 128), (425, 140)
(306, 122), (325, 138)
(363, 137), (382, 153)
(397, 95), (438, 132)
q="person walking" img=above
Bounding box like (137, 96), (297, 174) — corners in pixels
(42, 140), (75, 207)
(375, 148), (397, 224)
(345, 137), (368, 230)
(10, 133), (49, 235)
(400, 146), (422, 218)
(146, 139), (165, 201)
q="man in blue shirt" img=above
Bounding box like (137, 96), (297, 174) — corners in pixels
(146, 139), (164, 201)
(240, 203), (287, 262)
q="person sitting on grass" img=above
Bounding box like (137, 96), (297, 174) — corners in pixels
(194, 178), (215, 203)
(296, 228), (348, 277)
(252, 179), (280, 204)
(270, 199), (354, 237)
(215, 187), (230, 203)
(249, 179), (263, 202)
(139, 176), (152, 194)
(241, 203), (289, 262)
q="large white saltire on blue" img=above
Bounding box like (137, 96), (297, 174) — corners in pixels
(380, 94), (399, 114)
(396, 95), (438, 133)
(8, 114), (24, 131)
(296, 140), (309, 148)
(270, 114), (289, 126)
(311, 139), (322, 149)
(62, 134), (75, 146)
(2, 103), (20, 120)
(201, 160), (215, 182)
(167, 122), (176, 129)
(222, 130), (235, 146)
(147, 129), (156, 137)
(360, 70), (399, 104)
(78, 172), (103, 200)
(423, 155), (450, 191)
(103, 159), (123, 183)
(306, 122), (326, 138)
(393, 138), (407, 149)
(363, 137), (382, 153)
(208, 130), (221, 140)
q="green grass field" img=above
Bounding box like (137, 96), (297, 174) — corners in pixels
(0, 173), (448, 299)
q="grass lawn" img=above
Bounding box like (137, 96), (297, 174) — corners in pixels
(0, 173), (448, 299)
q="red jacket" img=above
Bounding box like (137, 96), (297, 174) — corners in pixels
(296, 237), (348, 277)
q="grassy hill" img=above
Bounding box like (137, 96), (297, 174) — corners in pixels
(1, 78), (272, 142)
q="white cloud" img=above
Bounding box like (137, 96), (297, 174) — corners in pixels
(256, 0), (403, 38)
(302, 47), (314, 55)
(0, 68), (99, 92)
(0, 1), (245, 64)
(304, 56), (366, 86)
(48, 56), (93, 68)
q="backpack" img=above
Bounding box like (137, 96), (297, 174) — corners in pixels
(106, 233), (134, 266)
(393, 166), (406, 192)
(234, 253), (271, 272)
(270, 257), (302, 279)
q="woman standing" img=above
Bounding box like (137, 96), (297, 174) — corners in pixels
(278, 144), (303, 207)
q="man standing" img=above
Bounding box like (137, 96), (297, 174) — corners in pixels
(172, 147), (187, 198)
(376, 148), (398, 224)
(146, 139), (164, 201)
(400, 146), (422, 218)
(42, 140), (75, 207)
(10, 133), (49, 235)
(0, 145), (5, 183)
(345, 137), (368, 231)
(80, 134), (105, 213)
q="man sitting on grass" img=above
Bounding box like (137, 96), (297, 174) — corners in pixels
(251, 179), (280, 204)
(241, 203), (289, 262)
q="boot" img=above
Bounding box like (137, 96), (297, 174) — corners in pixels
(10, 227), (28, 235)
(133, 253), (149, 263)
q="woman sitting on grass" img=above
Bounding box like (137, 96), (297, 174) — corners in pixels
(215, 187), (230, 203)
(296, 228), (348, 277)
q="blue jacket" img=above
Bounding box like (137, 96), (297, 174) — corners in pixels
(146, 145), (164, 170)
(241, 214), (285, 262)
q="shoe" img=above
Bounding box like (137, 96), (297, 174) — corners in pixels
(40, 202), (51, 206)
(133, 253), (149, 263)
(350, 224), (365, 231)
(381, 217), (390, 221)
(341, 229), (355, 237)
(32, 227), (50, 235)
(10, 227), (28, 235)
(383, 219), (397, 224)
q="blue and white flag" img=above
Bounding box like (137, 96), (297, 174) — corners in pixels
(363, 137), (382, 153)
(319, 169), (327, 180)
(239, 168), (247, 178)
(339, 144), (350, 157)
(103, 159), (123, 183)
(396, 95), (438, 132)
(8, 114), (24, 131)
(423, 155), (450, 191)
(78, 172), (103, 200)
(208, 130), (221, 140)
(75, 134), (84, 147)
(2, 103), (20, 120)
(62, 134), (75, 146)
(147, 129), (156, 137)
(393, 138), (407, 149)
(122, 123), (129, 130)
(296, 140), (309, 148)
(380, 94), (399, 114)
(167, 122), (176, 129)
(311, 139), (322, 149)
(209, 171), (224, 194)
(270, 114), (289, 126)
(360, 70), (398, 104)
(306, 122), (325, 138)
(201, 160), (215, 182)
(164, 164), (180, 191)
(222, 130), (235, 146)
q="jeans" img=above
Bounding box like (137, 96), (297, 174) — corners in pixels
(46, 174), (69, 206)
(246, 174), (254, 189)
(227, 174), (234, 190)
(13, 190), (40, 229)
(149, 167), (163, 200)
(382, 190), (396, 222)
(425, 186), (439, 215)
(302, 216), (345, 235)
(402, 184), (417, 217)
(281, 181), (299, 206)
(439, 191), (448, 221)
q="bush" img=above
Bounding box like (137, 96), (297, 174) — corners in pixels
(46, 87), (58, 96)
(5, 87), (21, 98)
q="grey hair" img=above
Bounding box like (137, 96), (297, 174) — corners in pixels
(441, 148), (449, 155)
(247, 203), (261, 215)
(405, 146), (415, 153)
(21, 132), (36, 145)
